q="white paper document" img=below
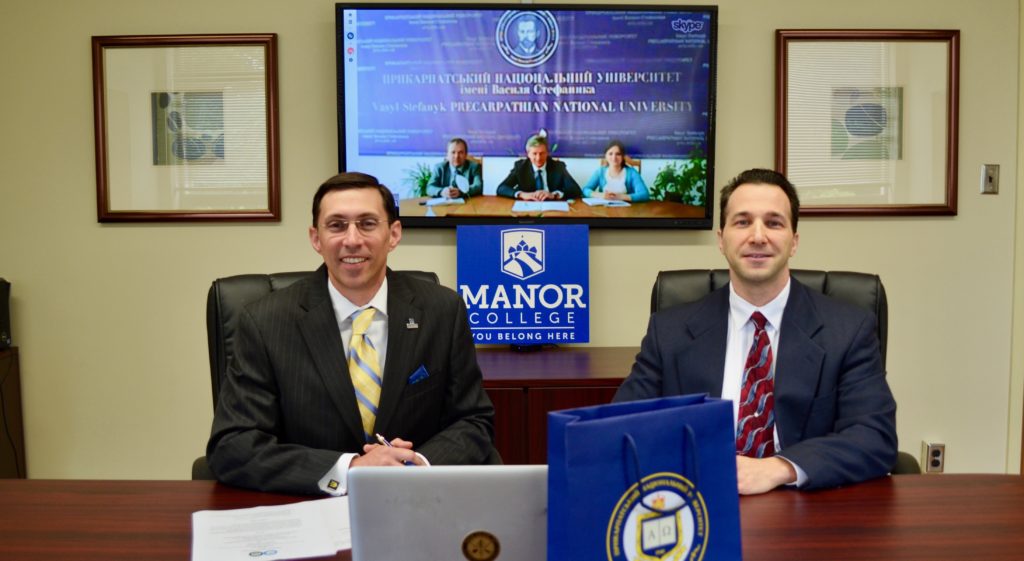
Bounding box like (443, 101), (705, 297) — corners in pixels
(318, 497), (353, 552)
(582, 197), (631, 207)
(511, 201), (570, 212)
(191, 496), (351, 561)
(425, 197), (465, 206)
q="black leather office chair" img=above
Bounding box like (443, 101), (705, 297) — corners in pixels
(650, 269), (920, 475)
(193, 270), (440, 480)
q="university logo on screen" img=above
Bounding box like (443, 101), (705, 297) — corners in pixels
(457, 226), (589, 345)
(495, 10), (559, 68)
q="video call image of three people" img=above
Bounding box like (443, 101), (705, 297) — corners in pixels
(428, 136), (650, 204)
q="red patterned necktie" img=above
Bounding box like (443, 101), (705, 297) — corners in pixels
(736, 311), (776, 458)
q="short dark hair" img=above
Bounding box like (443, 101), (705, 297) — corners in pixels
(447, 137), (468, 151)
(312, 172), (398, 226)
(719, 168), (800, 231)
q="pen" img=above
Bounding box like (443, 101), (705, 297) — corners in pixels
(375, 433), (415, 466)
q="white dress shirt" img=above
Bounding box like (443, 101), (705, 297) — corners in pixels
(316, 279), (432, 495)
(317, 278), (389, 495)
(447, 162), (470, 191)
(721, 279), (807, 486)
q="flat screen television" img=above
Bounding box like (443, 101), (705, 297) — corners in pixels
(336, 3), (717, 229)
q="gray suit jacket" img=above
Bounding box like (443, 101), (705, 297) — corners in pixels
(426, 160), (483, 198)
(613, 278), (897, 490)
(207, 267), (496, 494)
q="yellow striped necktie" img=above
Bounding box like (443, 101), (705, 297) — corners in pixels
(348, 308), (381, 439)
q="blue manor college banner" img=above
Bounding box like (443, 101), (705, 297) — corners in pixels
(457, 225), (589, 344)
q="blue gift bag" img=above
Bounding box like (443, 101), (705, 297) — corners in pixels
(548, 394), (742, 561)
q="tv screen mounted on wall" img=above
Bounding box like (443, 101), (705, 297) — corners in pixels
(336, 3), (718, 229)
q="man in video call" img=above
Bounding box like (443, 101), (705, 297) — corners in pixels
(496, 134), (582, 201)
(207, 172), (496, 495)
(427, 137), (482, 199)
(613, 168), (897, 495)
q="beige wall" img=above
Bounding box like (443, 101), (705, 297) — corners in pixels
(1013, 0), (1024, 474)
(0, 0), (1020, 479)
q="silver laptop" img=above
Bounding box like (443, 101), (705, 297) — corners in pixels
(348, 465), (547, 561)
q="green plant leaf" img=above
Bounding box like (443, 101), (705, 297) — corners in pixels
(403, 163), (434, 197)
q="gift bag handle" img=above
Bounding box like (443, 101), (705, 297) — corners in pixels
(622, 426), (699, 516)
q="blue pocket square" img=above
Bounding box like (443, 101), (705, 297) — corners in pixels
(408, 365), (430, 385)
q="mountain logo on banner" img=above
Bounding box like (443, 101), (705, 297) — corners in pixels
(501, 228), (544, 280)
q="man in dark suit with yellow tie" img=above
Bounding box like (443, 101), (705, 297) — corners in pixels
(496, 134), (582, 201)
(614, 168), (897, 494)
(207, 172), (496, 495)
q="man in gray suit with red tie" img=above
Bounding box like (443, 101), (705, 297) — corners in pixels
(614, 168), (897, 494)
(207, 172), (496, 495)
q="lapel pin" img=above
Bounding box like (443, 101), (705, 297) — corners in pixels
(406, 318), (419, 330)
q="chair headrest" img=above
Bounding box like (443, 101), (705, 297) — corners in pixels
(204, 270), (440, 409)
(649, 269), (887, 366)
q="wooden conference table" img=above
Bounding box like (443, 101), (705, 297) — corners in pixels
(2, 474), (1022, 560)
(398, 195), (704, 218)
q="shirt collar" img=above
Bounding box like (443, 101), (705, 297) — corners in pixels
(728, 277), (790, 331)
(327, 277), (389, 323)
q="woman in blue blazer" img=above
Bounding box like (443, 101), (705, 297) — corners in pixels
(581, 140), (650, 202)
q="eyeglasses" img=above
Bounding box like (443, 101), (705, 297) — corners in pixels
(324, 217), (383, 233)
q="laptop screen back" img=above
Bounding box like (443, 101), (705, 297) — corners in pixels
(348, 465), (547, 561)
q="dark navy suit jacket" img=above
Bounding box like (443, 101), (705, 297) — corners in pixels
(614, 278), (897, 490)
(207, 267), (496, 494)
(496, 158), (582, 200)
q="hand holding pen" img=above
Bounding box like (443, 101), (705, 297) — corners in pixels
(374, 433), (416, 466)
(351, 434), (419, 467)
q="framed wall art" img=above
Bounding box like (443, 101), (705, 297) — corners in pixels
(92, 34), (280, 222)
(776, 30), (959, 216)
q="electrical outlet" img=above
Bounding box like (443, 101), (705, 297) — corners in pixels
(921, 441), (945, 473)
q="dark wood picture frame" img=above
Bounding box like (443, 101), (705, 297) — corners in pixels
(92, 34), (280, 222)
(776, 30), (960, 216)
